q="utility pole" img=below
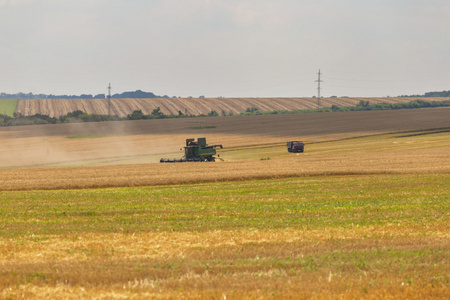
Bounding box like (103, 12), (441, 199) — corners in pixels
(107, 83), (112, 115)
(315, 70), (323, 108)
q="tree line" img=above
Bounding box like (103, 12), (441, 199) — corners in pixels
(237, 99), (450, 115)
(1, 99), (449, 127)
(399, 90), (450, 97)
(0, 90), (162, 100)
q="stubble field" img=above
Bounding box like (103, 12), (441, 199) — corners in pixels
(0, 107), (449, 299)
(15, 97), (444, 118)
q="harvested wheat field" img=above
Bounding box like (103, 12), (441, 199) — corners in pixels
(15, 96), (447, 117)
(1, 107), (449, 169)
(0, 107), (449, 299)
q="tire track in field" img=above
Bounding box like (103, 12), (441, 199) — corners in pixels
(266, 98), (291, 111)
(61, 99), (71, 116)
(143, 99), (163, 115)
(226, 98), (248, 114)
(169, 99), (191, 115)
(116, 99), (131, 117)
(245, 98), (270, 111)
(86, 99), (97, 115)
(111, 99), (122, 116)
(270, 98), (290, 111)
(163, 98), (183, 115)
(79, 100), (88, 115)
(211, 99), (233, 114)
(180, 99), (202, 115)
(22, 99), (31, 116)
(156, 99), (176, 115)
(191, 99), (212, 115)
(44, 99), (50, 116)
(36, 99), (43, 115)
(99, 99), (108, 115)
(181, 99), (200, 115)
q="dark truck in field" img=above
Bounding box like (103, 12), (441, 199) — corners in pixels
(286, 141), (304, 153)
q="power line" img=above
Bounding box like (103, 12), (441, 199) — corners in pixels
(315, 69), (323, 108)
(107, 83), (112, 115)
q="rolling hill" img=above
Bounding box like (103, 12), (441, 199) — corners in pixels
(15, 97), (445, 118)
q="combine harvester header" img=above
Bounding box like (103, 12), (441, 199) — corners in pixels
(160, 137), (223, 163)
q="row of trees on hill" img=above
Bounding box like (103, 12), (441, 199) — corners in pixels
(0, 111), (122, 126)
(0, 92), (107, 99)
(238, 99), (450, 115)
(399, 90), (450, 97)
(0, 90), (163, 99)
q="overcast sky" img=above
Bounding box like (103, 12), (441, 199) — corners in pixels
(1, 0), (449, 97)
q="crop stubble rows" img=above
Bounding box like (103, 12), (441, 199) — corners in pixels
(15, 97), (445, 118)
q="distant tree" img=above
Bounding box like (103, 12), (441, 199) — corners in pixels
(244, 107), (261, 115)
(128, 110), (144, 120)
(424, 90), (450, 97)
(331, 104), (340, 111)
(67, 110), (85, 118)
(112, 90), (159, 98)
(400, 90), (450, 97)
(208, 110), (219, 116)
(151, 107), (164, 118)
(357, 100), (370, 108)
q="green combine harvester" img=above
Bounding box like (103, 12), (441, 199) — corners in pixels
(160, 137), (223, 163)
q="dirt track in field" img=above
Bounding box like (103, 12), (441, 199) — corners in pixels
(16, 97), (444, 117)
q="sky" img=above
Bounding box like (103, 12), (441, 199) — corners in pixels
(1, 0), (449, 98)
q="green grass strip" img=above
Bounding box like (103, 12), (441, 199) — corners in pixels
(0, 173), (448, 238)
(0, 99), (18, 117)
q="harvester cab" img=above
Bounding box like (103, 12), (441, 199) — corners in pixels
(160, 138), (223, 163)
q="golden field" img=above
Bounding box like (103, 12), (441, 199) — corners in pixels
(1, 174), (449, 299)
(0, 107), (449, 299)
